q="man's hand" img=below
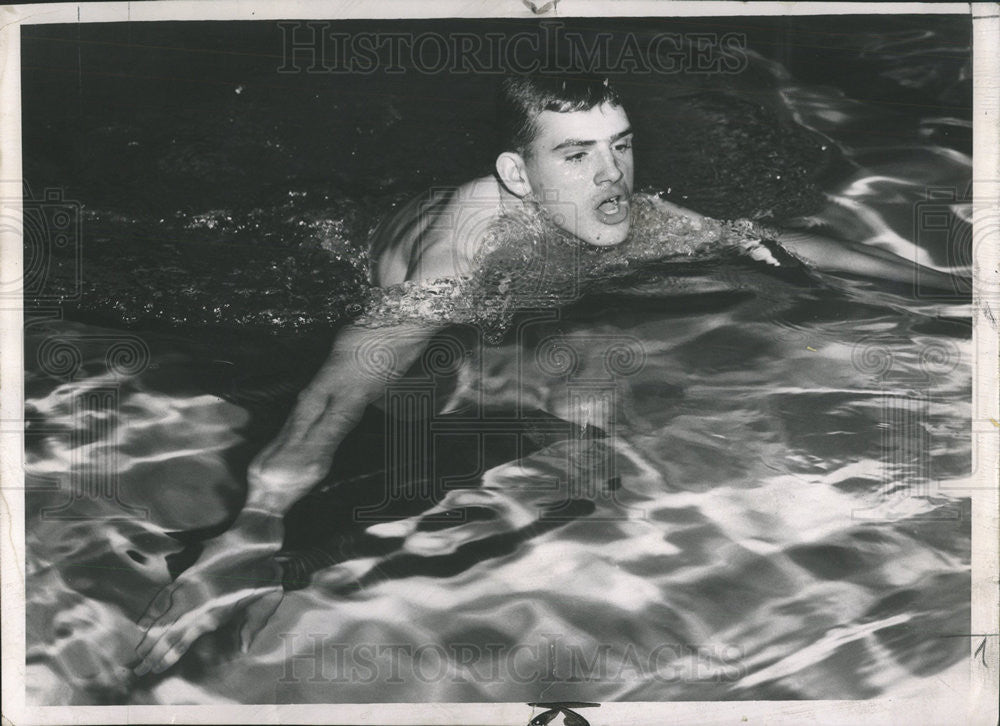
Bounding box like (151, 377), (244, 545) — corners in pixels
(738, 238), (782, 266)
(134, 515), (285, 675)
(651, 194), (966, 292)
(133, 323), (443, 674)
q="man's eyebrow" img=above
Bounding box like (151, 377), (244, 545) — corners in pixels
(552, 127), (634, 152)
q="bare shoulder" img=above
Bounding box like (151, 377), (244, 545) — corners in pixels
(444, 176), (504, 233)
(407, 175), (502, 282)
(372, 176), (502, 286)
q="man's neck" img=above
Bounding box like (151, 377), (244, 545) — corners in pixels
(494, 174), (524, 215)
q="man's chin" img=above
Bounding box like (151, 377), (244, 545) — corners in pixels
(577, 221), (632, 247)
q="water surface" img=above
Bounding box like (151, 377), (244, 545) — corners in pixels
(21, 17), (972, 705)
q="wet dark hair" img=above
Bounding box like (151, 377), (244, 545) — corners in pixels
(497, 73), (623, 157)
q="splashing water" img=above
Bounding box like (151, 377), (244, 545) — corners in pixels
(357, 194), (807, 342)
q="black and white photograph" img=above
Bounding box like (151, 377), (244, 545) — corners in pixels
(1, 1), (997, 724)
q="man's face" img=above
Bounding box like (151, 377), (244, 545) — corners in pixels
(522, 102), (634, 247)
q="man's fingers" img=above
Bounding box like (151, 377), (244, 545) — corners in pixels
(149, 626), (208, 675)
(135, 596), (206, 668)
(146, 592), (264, 674)
(135, 621), (177, 674)
(136, 584), (178, 633)
(138, 615), (204, 676)
(136, 574), (214, 650)
(742, 240), (780, 266)
(139, 632), (184, 676)
(239, 590), (283, 654)
(136, 611), (182, 661)
(135, 585), (280, 674)
(133, 553), (285, 675)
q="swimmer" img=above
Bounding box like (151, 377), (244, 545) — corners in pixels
(135, 72), (962, 675)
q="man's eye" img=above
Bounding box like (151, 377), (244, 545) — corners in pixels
(614, 141), (632, 153)
(565, 152), (587, 163)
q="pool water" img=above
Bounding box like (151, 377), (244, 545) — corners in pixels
(21, 17), (973, 705)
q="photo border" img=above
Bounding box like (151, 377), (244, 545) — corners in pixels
(1, 2), (996, 724)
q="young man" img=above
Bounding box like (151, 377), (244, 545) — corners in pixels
(134, 74), (958, 675)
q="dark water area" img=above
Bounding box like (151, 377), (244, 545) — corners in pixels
(24, 16), (963, 332)
(20, 15), (974, 706)
(21, 17), (972, 332)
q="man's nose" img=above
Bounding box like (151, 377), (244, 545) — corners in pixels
(594, 148), (623, 186)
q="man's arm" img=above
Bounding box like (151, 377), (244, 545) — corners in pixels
(134, 320), (440, 675)
(771, 228), (960, 289)
(238, 322), (439, 523)
(136, 184), (478, 674)
(135, 181), (480, 673)
(652, 195), (960, 290)
(246, 187), (485, 519)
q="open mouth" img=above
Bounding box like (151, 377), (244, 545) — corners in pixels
(595, 193), (629, 224)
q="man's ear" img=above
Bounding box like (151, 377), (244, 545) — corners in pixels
(495, 152), (533, 198)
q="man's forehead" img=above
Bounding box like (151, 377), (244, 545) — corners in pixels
(533, 103), (631, 148)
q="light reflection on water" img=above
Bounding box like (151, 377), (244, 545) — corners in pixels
(23, 26), (973, 706)
(24, 278), (973, 704)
